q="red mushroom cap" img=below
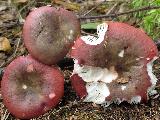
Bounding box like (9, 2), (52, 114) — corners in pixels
(1, 55), (64, 119)
(70, 22), (158, 104)
(23, 6), (80, 65)
(70, 22), (158, 67)
(70, 74), (87, 98)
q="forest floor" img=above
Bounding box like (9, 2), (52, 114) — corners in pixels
(0, 0), (160, 120)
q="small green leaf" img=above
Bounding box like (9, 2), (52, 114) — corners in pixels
(81, 22), (101, 30)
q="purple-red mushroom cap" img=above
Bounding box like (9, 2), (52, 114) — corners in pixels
(23, 6), (80, 65)
(1, 55), (64, 119)
(70, 22), (158, 106)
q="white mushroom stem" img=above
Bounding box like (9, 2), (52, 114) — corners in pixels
(73, 55), (158, 105)
(73, 60), (118, 83)
(84, 82), (110, 104)
(73, 59), (118, 104)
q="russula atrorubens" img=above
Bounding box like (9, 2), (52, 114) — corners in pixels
(70, 22), (158, 106)
(1, 55), (64, 119)
(23, 6), (80, 65)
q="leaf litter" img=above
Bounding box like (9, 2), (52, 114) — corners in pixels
(0, 0), (160, 119)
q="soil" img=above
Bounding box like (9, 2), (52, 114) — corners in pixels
(0, 1), (160, 120)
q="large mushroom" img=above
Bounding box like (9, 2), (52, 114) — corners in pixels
(23, 6), (80, 65)
(70, 22), (158, 106)
(1, 55), (64, 119)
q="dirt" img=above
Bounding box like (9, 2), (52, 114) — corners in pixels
(0, 1), (160, 120)
(2, 59), (160, 120)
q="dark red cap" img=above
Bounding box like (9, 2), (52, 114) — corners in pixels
(70, 22), (158, 103)
(1, 55), (64, 119)
(23, 6), (80, 65)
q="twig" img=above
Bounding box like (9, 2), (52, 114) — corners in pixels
(106, 2), (120, 15)
(18, 0), (35, 13)
(82, 1), (106, 16)
(78, 6), (160, 20)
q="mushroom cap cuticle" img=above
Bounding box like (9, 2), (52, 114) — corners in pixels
(70, 22), (158, 106)
(23, 6), (80, 65)
(1, 55), (64, 119)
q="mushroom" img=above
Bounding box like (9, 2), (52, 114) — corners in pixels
(23, 6), (80, 65)
(70, 22), (158, 106)
(1, 55), (64, 119)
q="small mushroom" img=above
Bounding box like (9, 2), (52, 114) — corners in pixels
(23, 6), (80, 65)
(70, 22), (158, 105)
(1, 55), (64, 119)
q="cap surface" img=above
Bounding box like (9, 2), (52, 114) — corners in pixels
(1, 55), (64, 119)
(23, 6), (80, 65)
(70, 22), (158, 104)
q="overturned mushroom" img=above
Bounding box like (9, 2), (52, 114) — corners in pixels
(1, 55), (64, 119)
(23, 6), (80, 65)
(70, 22), (158, 106)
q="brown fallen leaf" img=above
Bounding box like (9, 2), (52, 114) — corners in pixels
(13, 0), (28, 3)
(53, 0), (80, 11)
(0, 37), (12, 52)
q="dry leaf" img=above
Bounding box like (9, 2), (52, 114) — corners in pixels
(13, 0), (28, 3)
(0, 37), (12, 52)
(53, 0), (80, 11)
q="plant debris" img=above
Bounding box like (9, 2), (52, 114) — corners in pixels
(0, 0), (160, 119)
